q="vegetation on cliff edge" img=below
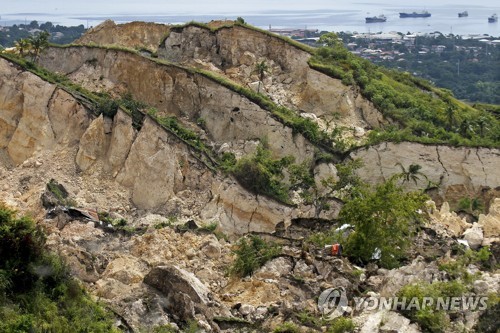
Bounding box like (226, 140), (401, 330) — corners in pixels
(0, 204), (118, 332)
(309, 32), (500, 148)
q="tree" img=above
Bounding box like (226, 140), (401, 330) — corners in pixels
(318, 32), (343, 49)
(342, 179), (428, 268)
(14, 38), (31, 57)
(254, 60), (269, 93)
(236, 17), (245, 24)
(29, 31), (50, 61)
(395, 163), (428, 185)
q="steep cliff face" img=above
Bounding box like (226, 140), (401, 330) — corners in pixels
(0, 57), (329, 236)
(159, 24), (384, 129)
(0, 58), (91, 165)
(75, 20), (170, 52)
(351, 142), (500, 204)
(38, 46), (315, 163)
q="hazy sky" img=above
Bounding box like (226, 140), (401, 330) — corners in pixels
(5, 0), (499, 15)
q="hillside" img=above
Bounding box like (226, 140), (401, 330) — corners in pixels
(0, 20), (499, 333)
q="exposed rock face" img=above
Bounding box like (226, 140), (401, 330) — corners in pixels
(75, 20), (170, 52)
(427, 201), (471, 237)
(159, 24), (382, 129)
(351, 142), (500, 202)
(478, 198), (500, 239)
(0, 58), (92, 165)
(76, 114), (109, 171)
(38, 46), (315, 163)
(0, 56), (327, 237)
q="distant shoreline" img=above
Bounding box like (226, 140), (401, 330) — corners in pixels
(1, 11), (500, 38)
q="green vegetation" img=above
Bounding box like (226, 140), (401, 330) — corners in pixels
(310, 33), (500, 148)
(272, 322), (300, 333)
(327, 317), (356, 333)
(230, 235), (281, 277)
(457, 196), (485, 217)
(0, 21), (86, 47)
(341, 177), (428, 268)
(222, 143), (295, 204)
(397, 280), (468, 333)
(438, 247), (493, 281)
(371, 34), (500, 105)
(0, 204), (118, 332)
(46, 179), (73, 206)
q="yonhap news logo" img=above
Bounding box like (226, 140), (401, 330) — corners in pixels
(318, 287), (490, 321)
(318, 287), (348, 320)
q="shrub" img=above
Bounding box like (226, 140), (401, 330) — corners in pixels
(0, 204), (118, 332)
(438, 247), (492, 280)
(342, 178), (428, 268)
(397, 281), (467, 333)
(230, 235), (281, 277)
(327, 317), (356, 333)
(273, 322), (300, 333)
(231, 143), (294, 204)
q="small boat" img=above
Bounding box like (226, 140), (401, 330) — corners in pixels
(400, 11), (431, 18)
(458, 11), (468, 18)
(365, 15), (387, 23)
(488, 14), (498, 23)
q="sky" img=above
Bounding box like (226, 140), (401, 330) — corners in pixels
(4, 0), (499, 15)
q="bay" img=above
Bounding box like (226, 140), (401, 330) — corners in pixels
(2, 0), (500, 37)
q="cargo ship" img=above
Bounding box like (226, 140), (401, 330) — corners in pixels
(458, 11), (468, 18)
(399, 11), (431, 18)
(365, 15), (387, 23)
(488, 14), (498, 23)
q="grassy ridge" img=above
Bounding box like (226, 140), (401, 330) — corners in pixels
(160, 21), (315, 54)
(309, 42), (500, 148)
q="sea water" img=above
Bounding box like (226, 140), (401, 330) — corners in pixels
(2, 0), (500, 37)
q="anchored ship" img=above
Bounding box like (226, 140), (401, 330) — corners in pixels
(458, 11), (468, 18)
(488, 14), (498, 23)
(365, 15), (387, 23)
(399, 11), (431, 18)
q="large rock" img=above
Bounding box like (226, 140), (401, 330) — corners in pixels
(76, 114), (108, 171)
(254, 257), (293, 280)
(6, 72), (56, 164)
(428, 201), (471, 237)
(379, 257), (445, 297)
(144, 265), (211, 305)
(478, 198), (500, 239)
(462, 223), (484, 250)
(144, 265), (219, 324)
(357, 311), (421, 333)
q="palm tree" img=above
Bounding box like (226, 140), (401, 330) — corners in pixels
(395, 163), (428, 185)
(254, 60), (269, 93)
(29, 31), (50, 62)
(14, 38), (31, 57)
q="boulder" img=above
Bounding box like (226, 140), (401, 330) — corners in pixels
(254, 257), (293, 280)
(428, 201), (471, 237)
(478, 198), (500, 238)
(144, 265), (211, 305)
(462, 223), (484, 250)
